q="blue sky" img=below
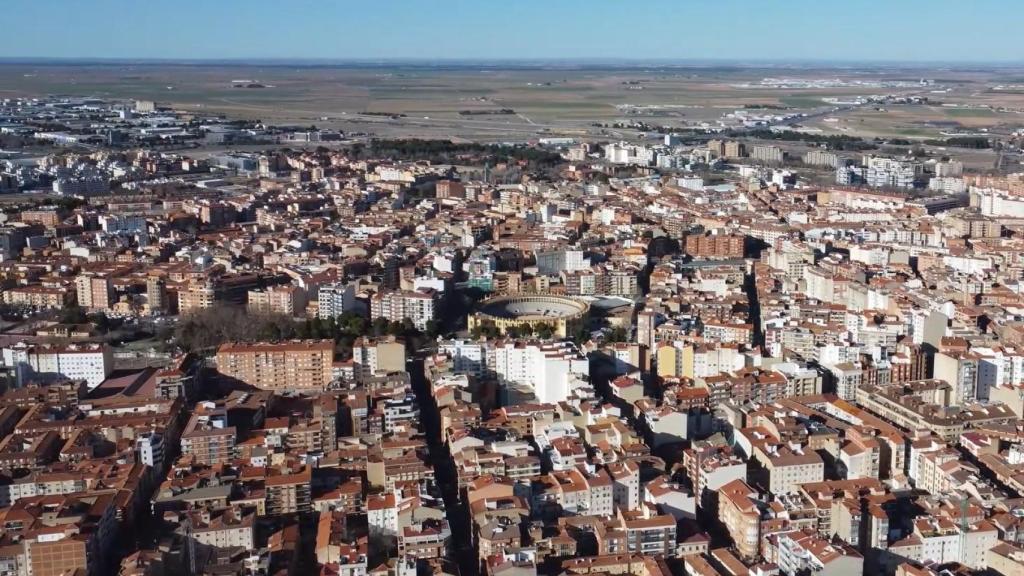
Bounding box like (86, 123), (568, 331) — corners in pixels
(2, 0), (1022, 62)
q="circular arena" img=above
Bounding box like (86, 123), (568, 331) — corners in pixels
(470, 295), (589, 339)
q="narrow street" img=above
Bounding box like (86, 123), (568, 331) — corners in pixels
(409, 354), (479, 576)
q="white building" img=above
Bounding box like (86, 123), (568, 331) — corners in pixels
(604, 142), (655, 166)
(367, 492), (399, 536)
(370, 289), (438, 331)
(975, 347), (1024, 400)
(99, 214), (147, 234)
(318, 283), (356, 319)
(776, 530), (863, 576)
(52, 176), (110, 196)
(535, 249), (588, 275)
(865, 156), (920, 189)
(935, 160), (963, 177)
(488, 340), (589, 404)
(928, 176), (967, 194)
(3, 342), (113, 389)
(749, 145), (784, 164)
(974, 187), (1024, 218)
(803, 150), (839, 168)
(136, 432), (165, 471)
(438, 339), (487, 377)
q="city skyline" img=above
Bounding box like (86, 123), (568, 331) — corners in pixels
(3, 3), (1024, 576)
(3, 0), (1024, 63)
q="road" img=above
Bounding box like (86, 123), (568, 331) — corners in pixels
(408, 352), (479, 576)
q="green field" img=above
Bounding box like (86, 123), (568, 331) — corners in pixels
(944, 108), (996, 117)
(780, 95), (827, 108)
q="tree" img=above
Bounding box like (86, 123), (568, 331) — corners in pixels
(88, 312), (114, 333)
(371, 317), (390, 336)
(606, 326), (628, 343)
(425, 319), (440, 338)
(536, 323), (555, 340)
(338, 312), (367, 336)
(60, 305), (88, 325)
(308, 318), (323, 339)
(387, 320), (405, 337)
(401, 317), (417, 335)
(367, 532), (397, 570)
(173, 308), (300, 354)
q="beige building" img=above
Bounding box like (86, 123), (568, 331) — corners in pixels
(215, 340), (335, 390)
(247, 285), (307, 317)
(718, 479), (761, 561)
(75, 274), (113, 312)
(352, 336), (406, 381)
(177, 281), (216, 314)
(189, 510), (255, 550)
(181, 409), (237, 465)
(370, 288), (438, 331)
(266, 468), (312, 515)
(468, 295), (589, 340)
(754, 445), (824, 495)
(3, 286), (71, 310)
(724, 141), (745, 158)
(146, 276), (167, 315)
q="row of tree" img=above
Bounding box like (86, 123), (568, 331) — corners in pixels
(469, 321), (557, 340)
(736, 128), (879, 151)
(173, 307), (439, 358)
(345, 139), (564, 170)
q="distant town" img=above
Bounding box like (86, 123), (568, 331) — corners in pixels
(1, 73), (1024, 576)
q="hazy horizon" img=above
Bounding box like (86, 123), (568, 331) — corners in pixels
(1, 57), (1021, 70)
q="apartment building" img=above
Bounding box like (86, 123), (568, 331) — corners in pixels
(146, 276), (168, 315)
(702, 321), (754, 345)
(18, 493), (118, 576)
(865, 156), (921, 189)
(719, 479), (762, 561)
(488, 340), (589, 404)
(3, 342), (112, 389)
(247, 285), (307, 316)
(803, 150), (839, 168)
(3, 285), (72, 310)
(352, 336), (406, 380)
(683, 444), (747, 508)
(188, 509), (256, 551)
(180, 407), (236, 465)
(266, 467), (312, 515)
(759, 446), (825, 495)
(20, 208), (63, 227)
(75, 273), (113, 312)
(370, 288), (438, 331)
(708, 140), (745, 159)
(718, 140), (743, 158)
(775, 529), (863, 576)
(623, 513), (677, 556)
(177, 281), (217, 314)
(684, 233), (745, 259)
(399, 519), (451, 560)
(750, 145), (784, 164)
(318, 282), (356, 319)
(215, 340), (334, 390)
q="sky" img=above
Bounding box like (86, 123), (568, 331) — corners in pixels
(2, 0), (1022, 63)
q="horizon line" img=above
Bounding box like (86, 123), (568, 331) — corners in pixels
(1, 56), (1024, 68)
